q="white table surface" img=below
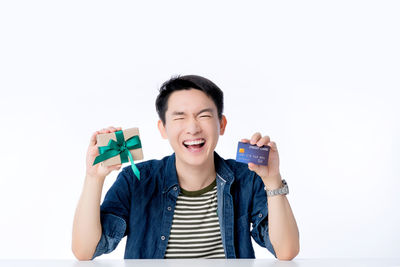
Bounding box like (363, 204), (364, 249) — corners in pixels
(1, 259), (400, 267)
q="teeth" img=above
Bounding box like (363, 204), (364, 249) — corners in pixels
(183, 139), (205, 146)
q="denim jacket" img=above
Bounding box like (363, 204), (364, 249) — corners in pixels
(92, 151), (276, 259)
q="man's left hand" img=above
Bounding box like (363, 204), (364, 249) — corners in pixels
(241, 132), (282, 189)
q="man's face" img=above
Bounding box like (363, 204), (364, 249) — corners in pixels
(158, 89), (227, 167)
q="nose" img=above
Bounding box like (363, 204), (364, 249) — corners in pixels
(186, 118), (202, 135)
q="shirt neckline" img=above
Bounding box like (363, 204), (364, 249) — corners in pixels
(180, 179), (217, 197)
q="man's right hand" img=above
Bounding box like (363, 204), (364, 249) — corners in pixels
(85, 126), (123, 180)
(73, 126), (123, 260)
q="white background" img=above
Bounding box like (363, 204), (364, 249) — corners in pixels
(0, 0), (399, 259)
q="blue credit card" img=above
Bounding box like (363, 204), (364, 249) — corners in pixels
(236, 141), (270, 166)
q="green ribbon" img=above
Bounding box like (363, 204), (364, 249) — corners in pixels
(93, 130), (142, 180)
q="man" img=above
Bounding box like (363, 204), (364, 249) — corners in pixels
(72, 75), (299, 260)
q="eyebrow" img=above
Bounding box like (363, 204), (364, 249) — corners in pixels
(171, 108), (214, 116)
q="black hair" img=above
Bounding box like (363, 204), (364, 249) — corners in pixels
(155, 75), (224, 125)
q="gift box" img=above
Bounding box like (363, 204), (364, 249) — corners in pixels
(93, 127), (143, 179)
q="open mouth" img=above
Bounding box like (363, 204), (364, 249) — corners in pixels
(183, 138), (206, 150)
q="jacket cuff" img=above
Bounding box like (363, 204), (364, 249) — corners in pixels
(91, 213), (127, 260)
(251, 206), (277, 258)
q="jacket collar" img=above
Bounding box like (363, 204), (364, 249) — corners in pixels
(163, 151), (234, 193)
(213, 151), (235, 184)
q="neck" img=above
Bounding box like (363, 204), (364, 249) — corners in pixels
(175, 153), (216, 191)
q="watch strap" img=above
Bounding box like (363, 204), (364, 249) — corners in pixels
(265, 179), (289, 197)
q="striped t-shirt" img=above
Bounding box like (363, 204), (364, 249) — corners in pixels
(164, 179), (226, 259)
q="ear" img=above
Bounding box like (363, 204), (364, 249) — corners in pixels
(157, 119), (168, 139)
(219, 115), (227, 135)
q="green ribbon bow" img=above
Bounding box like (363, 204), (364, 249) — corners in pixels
(93, 130), (142, 180)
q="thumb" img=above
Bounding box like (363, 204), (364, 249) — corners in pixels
(248, 163), (260, 172)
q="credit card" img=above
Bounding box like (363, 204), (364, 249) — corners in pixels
(236, 141), (270, 166)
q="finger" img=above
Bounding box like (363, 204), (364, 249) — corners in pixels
(89, 131), (99, 146)
(98, 127), (116, 134)
(240, 138), (250, 143)
(109, 126), (123, 133)
(268, 141), (278, 151)
(98, 128), (110, 134)
(105, 126), (116, 133)
(109, 164), (122, 171)
(88, 144), (99, 155)
(256, 136), (270, 147)
(108, 126), (121, 132)
(250, 132), (262, 145)
(248, 162), (260, 172)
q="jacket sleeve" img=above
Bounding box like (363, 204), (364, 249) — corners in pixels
(250, 172), (277, 258)
(91, 167), (133, 259)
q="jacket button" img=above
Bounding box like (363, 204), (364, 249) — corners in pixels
(161, 235), (166, 241)
(258, 213), (263, 218)
(167, 206), (172, 211)
(173, 186), (178, 191)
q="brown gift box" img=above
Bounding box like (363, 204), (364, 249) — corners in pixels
(96, 127), (144, 166)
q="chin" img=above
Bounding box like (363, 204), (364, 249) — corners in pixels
(176, 148), (213, 167)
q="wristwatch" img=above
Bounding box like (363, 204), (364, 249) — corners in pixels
(265, 179), (289, 197)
